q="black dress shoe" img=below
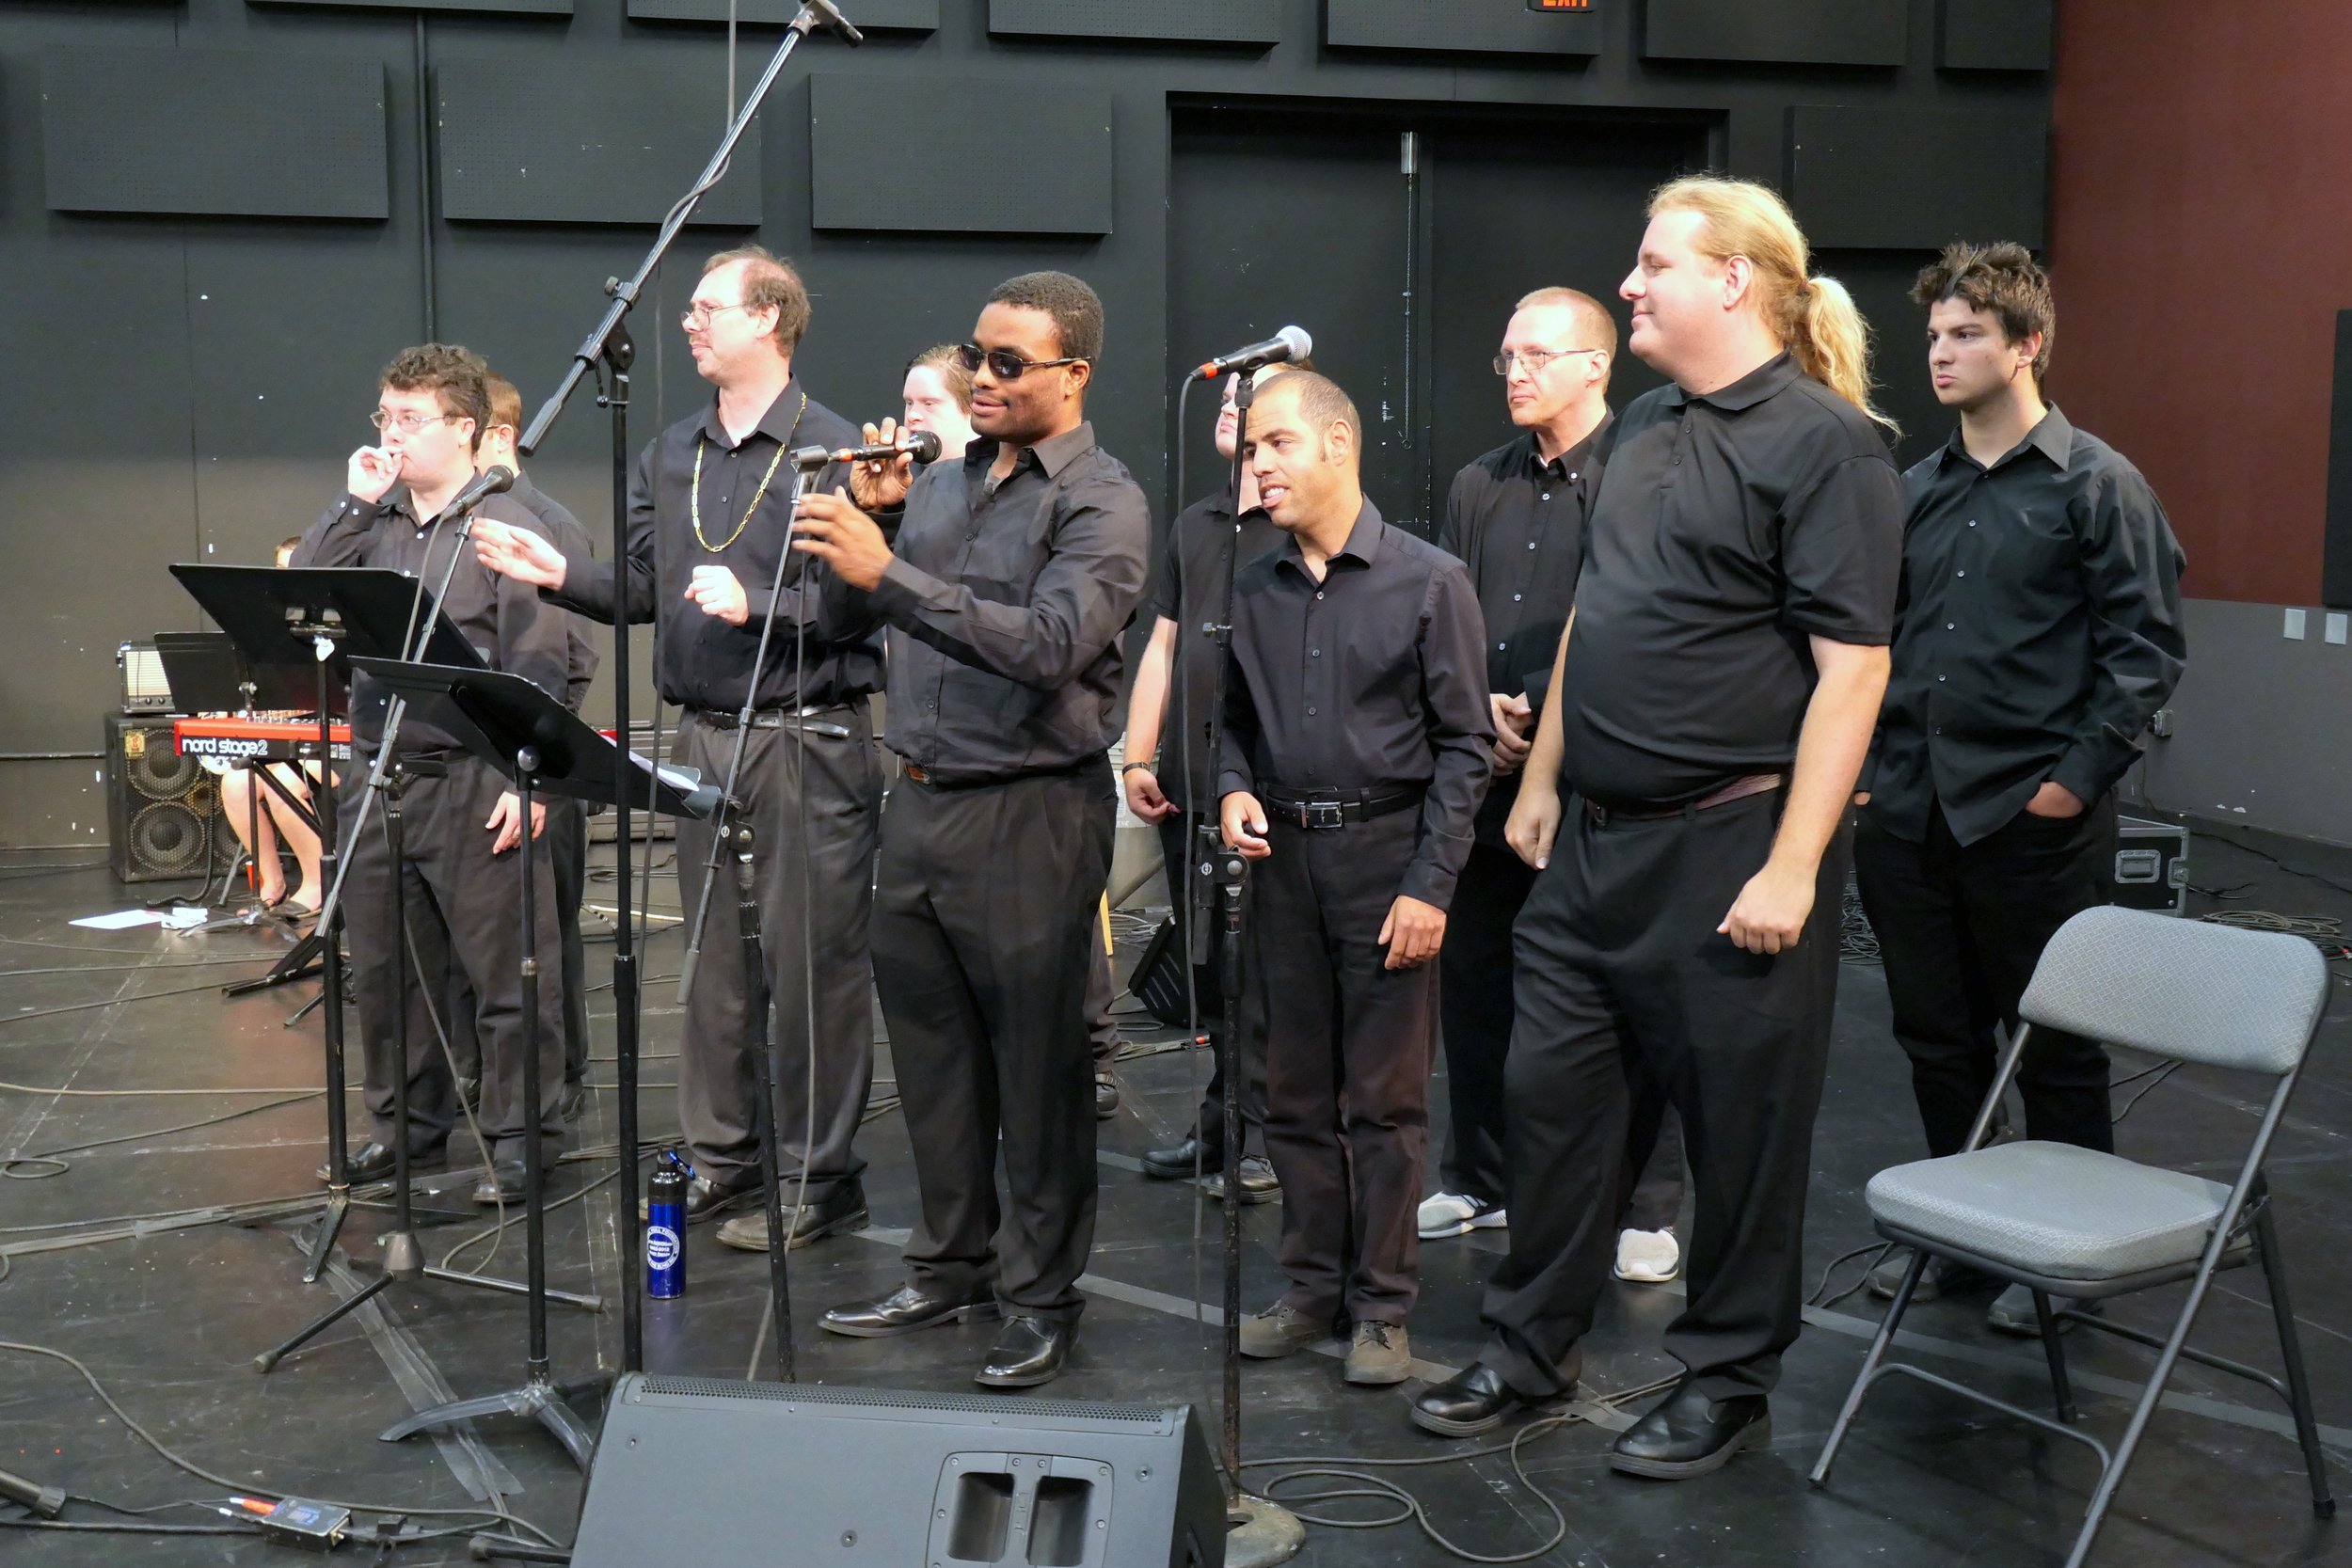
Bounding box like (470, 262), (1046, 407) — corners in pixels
(1608, 1380), (1771, 1480)
(977, 1314), (1073, 1388)
(1410, 1361), (1541, 1437)
(470, 1160), (529, 1206)
(821, 1282), (1002, 1339)
(1202, 1154), (1280, 1206)
(1095, 1069), (1121, 1120)
(322, 1141), (444, 1185)
(640, 1174), (759, 1226)
(1140, 1134), (1222, 1181)
(713, 1180), (871, 1253)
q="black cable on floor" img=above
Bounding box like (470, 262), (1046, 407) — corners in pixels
(2, 1091), (323, 1180)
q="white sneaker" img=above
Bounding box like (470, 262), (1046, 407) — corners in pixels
(1417, 1192), (1507, 1240)
(1614, 1227), (1680, 1283)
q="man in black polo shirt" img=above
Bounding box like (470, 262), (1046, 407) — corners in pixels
(1120, 363), (1298, 1205)
(474, 246), (882, 1249)
(1413, 177), (1902, 1477)
(1216, 371), (1493, 1387)
(792, 272), (1150, 1388)
(1855, 243), (2185, 1332)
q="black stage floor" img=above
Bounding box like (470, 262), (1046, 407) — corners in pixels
(1, 824), (2345, 1566)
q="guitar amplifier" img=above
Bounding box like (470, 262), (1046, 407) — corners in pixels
(104, 714), (234, 884)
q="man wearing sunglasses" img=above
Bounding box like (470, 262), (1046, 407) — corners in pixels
(474, 246), (883, 1251)
(792, 272), (1151, 1388)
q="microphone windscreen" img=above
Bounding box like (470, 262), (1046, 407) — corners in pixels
(1276, 325), (1313, 362)
(905, 430), (944, 464)
(481, 465), (516, 495)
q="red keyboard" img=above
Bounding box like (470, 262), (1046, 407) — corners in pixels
(174, 716), (353, 764)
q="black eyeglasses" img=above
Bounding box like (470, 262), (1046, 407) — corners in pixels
(956, 342), (1088, 381)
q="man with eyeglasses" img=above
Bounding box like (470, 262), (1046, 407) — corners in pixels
(1422, 288), (1688, 1289)
(474, 246), (882, 1251)
(791, 272), (1150, 1388)
(294, 343), (573, 1202)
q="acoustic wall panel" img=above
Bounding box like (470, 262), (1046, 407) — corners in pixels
(1642, 0), (1905, 68)
(1327, 0), (1600, 55)
(2321, 311), (2352, 609)
(1936, 0), (2053, 71)
(249, 0), (571, 14)
(436, 60), (761, 226)
(1787, 105), (2044, 249)
(40, 48), (389, 219)
(990, 0), (1278, 44)
(627, 0), (935, 26)
(808, 74), (1112, 233)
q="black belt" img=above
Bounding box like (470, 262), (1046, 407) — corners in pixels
(1583, 772), (1783, 829)
(1258, 784), (1425, 830)
(694, 703), (857, 736)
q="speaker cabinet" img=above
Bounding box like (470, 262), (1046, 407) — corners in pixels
(573, 1375), (1227, 1568)
(104, 714), (231, 884)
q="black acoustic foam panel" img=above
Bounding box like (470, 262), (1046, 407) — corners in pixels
(808, 73), (1113, 233)
(436, 59), (761, 226)
(989, 0), (1279, 43)
(1643, 0), (1905, 67)
(2323, 311), (2352, 609)
(1327, 0), (1601, 55)
(40, 47), (389, 219)
(627, 0), (935, 25)
(1936, 0), (2053, 71)
(1786, 105), (2044, 250)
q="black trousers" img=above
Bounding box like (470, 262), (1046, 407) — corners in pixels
(671, 707), (881, 1200)
(872, 764), (1113, 1323)
(1255, 810), (1438, 1326)
(1438, 840), (1685, 1228)
(1157, 812), (1267, 1151)
(1853, 798), (2118, 1160)
(1481, 791), (1845, 1402)
(341, 755), (564, 1162)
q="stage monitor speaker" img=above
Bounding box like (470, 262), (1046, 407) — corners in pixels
(572, 1374), (1227, 1568)
(104, 714), (231, 885)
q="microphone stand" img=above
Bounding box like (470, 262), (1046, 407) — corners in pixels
(513, 1), (858, 1376)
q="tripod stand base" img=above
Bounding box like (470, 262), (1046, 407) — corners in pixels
(1226, 1495), (1306, 1566)
(300, 1190), (351, 1282)
(380, 1372), (596, 1471)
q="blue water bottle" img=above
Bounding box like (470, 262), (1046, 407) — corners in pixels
(646, 1150), (690, 1299)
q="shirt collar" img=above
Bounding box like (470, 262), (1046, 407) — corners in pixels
(1527, 410), (1613, 478)
(698, 378), (808, 450)
(1662, 351), (1800, 413)
(1277, 497), (1384, 578)
(1936, 404), (2077, 475)
(968, 420), (1098, 482)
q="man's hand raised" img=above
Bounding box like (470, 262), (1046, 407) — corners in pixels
(847, 418), (916, 512)
(473, 518), (569, 591)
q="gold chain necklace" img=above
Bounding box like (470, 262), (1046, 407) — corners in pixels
(691, 391), (804, 552)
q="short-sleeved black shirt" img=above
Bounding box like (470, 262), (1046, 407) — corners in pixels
(1555, 353), (1903, 806)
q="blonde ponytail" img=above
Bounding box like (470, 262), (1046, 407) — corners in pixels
(1648, 176), (1898, 436)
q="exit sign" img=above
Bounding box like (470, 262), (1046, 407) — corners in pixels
(1528, 0), (1592, 9)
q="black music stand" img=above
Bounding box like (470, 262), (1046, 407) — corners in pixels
(347, 656), (715, 1469)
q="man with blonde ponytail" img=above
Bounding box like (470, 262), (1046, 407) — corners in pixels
(1413, 177), (1903, 1479)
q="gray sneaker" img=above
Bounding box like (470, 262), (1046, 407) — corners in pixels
(1343, 1321), (1412, 1386)
(1866, 1249), (1994, 1303)
(1237, 1303), (1329, 1359)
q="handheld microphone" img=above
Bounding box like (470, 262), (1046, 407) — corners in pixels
(802, 0), (865, 44)
(789, 430), (944, 469)
(1189, 325), (1312, 381)
(445, 465), (516, 522)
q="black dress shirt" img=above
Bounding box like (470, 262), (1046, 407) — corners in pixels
(1438, 415), (1610, 842)
(868, 421), (1152, 784)
(1864, 407), (2187, 847)
(294, 485), (571, 756)
(508, 472), (600, 713)
(548, 381), (878, 713)
(1216, 500), (1496, 910)
(1144, 485), (1284, 810)
(1555, 353), (1903, 806)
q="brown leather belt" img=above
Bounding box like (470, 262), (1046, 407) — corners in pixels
(1583, 772), (1783, 829)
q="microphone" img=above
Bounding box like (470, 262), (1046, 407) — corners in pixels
(1189, 325), (1312, 381)
(802, 0), (865, 44)
(789, 430), (944, 469)
(444, 465), (516, 523)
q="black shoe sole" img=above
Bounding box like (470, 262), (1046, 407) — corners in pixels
(1609, 1414), (1772, 1480)
(976, 1355), (1068, 1389)
(1410, 1400), (1524, 1438)
(820, 1301), (1001, 1339)
(324, 1151), (446, 1185)
(716, 1205), (872, 1254)
(1139, 1155), (1220, 1181)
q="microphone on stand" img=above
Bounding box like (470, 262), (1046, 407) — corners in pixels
(802, 0), (865, 45)
(444, 465), (517, 523)
(1188, 325), (1313, 381)
(789, 430), (944, 469)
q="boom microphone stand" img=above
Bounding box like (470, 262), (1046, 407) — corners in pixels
(514, 0), (862, 1375)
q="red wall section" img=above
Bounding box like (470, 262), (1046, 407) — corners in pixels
(2050, 4), (2352, 603)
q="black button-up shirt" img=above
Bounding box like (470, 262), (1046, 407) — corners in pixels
(1144, 485), (1284, 810)
(293, 484), (571, 756)
(868, 421), (1151, 784)
(1216, 500), (1495, 909)
(1438, 415), (1610, 842)
(1556, 353), (1903, 806)
(508, 472), (600, 713)
(548, 381), (878, 713)
(1864, 407), (2187, 847)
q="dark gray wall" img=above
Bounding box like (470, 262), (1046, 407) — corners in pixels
(0, 0), (2052, 847)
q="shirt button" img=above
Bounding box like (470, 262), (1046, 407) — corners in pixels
(1956, 570), (1966, 578)
(1497, 641), (1507, 651)
(1937, 675), (1947, 683)
(1967, 519), (1978, 527)
(1315, 591), (1325, 599)
(1307, 706), (1318, 717)
(1540, 493), (1551, 502)
(1569, 472), (1579, 481)
(1309, 648), (1321, 657)
(1512, 594), (1522, 603)
(1946, 622), (1955, 631)
(1526, 542), (1537, 550)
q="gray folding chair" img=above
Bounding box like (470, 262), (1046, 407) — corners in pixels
(1810, 904), (2336, 1567)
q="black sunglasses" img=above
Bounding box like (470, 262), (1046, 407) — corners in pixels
(956, 342), (1089, 381)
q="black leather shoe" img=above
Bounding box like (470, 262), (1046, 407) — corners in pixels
(1140, 1134), (1222, 1181)
(713, 1181), (871, 1253)
(1095, 1069), (1121, 1120)
(1609, 1380), (1771, 1480)
(1202, 1154), (1280, 1206)
(470, 1160), (529, 1206)
(322, 1141), (444, 1185)
(1411, 1361), (1544, 1438)
(821, 1282), (1001, 1339)
(638, 1174), (760, 1226)
(977, 1314), (1073, 1388)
